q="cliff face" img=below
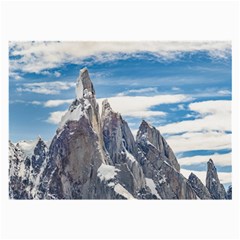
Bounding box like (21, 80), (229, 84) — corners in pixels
(9, 68), (229, 200)
(206, 159), (227, 199)
(188, 173), (212, 199)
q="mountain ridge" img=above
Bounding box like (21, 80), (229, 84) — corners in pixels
(9, 67), (230, 200)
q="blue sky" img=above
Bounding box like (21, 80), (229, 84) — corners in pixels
(9, 41), (232, 188)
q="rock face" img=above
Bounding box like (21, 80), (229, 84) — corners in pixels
(9, 67), (229, 200)
(206, 159), (227, 199)
(227, 185), (232, 199)
(188, 173), (211, 199)
(136, 120), (196, 199)
(9, 138), (48, 199)
(136, 120), (180, 171)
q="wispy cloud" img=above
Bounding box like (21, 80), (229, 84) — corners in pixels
(31, 101), (42, 105)
(159, 100), (231, 153)
(41, 70), (61, 77)
(9, 41), (231, 76)
(179, 152), (231, 167)
(9, 71), (23, 80)
(97, 94), (193, 118)
(44, 99), (73, 107)
(117, 87), (158, 96)
(166, 131), (231, 153)
(46, 110), (67, 124)
(181, 168), (231, 185)
(172, 87), (180, 91)
(17, 81), (75, 95)
(160, 100), (231, 134)
(217, 90), (231, 96)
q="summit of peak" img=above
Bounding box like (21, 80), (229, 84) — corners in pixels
(76, 67), (95, 99)
(80, 67), (88, 74)
(207, 158), (215, 167)
(102, 99), (112, 111)
(139, 120), (153, 130)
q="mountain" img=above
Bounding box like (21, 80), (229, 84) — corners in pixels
(9, 67), (230, 200)
(9, 137), (48, 199)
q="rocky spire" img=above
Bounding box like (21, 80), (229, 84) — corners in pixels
(75, 67), (95, 99)
(206, 159), (227, 199)
(137, 120), (180, 171)
(188, 172), (212, 199)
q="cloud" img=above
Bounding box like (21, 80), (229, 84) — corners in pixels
(44, 99), (73, 107)
(172, 87), (180, 91)
(41, 70), (61, 77)
(31, 101), (42, 105)
(9, 41), (231, 75)
(180, 168), (231, 185)
(97, 94), (193, 118)
(160, 100), (231, 134)
(9, 71), (23, 80)
(47, 110), (67, 124)
(117, 87), (158, 96)
(217, 90), (231, 96)
(17, 81), (75, 95)
(179, 152), (231, 167)
(166, 131), (231, 153)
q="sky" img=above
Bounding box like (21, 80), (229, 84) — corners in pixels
(9, 41), (232, 188)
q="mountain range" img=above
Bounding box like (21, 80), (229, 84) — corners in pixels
(9, 68), (232, 200)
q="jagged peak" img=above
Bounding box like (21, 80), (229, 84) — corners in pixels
(189, 172), (196, 179)
(101, 99), (122, 120)
(207, 158), (216, 170)
(139, 119), (153, 130)
(16, 137), (46, 158)
(137, 120), (154, 140)
(76, 67), (95, 99)
(102, 99), (112, 111)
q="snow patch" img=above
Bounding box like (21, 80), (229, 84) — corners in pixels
(17, 138), (40, 157)
(125, 150), (136, 163)
(159, 175), (167, 184)
(76, 74), (83, 99)
(114, 183), (135, 199)
(145, 178), (161, 199)
(97, 164), (119, 182)
(59, 104), (84, 129)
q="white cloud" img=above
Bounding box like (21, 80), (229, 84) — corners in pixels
(97, 94), (192, 118)
(44, 99), (73, 107)
(9, 71), (23, 80)
(179, 152), (231, 167)
(166, 131), (231, 153)
(17, 81), (75, 95)
(172, 87), (180, 91)
(181, 168), (231, 185)
(54, 71), (61, 77)
(9, 41), (231, 74)
(217, 90), (231, 96)
(178, 104), (185, 110)
(41, 70), (61, 77)
(47, 110), (67, 124)
(160, 100), (231, 134)
(117, 87), (158, 96)
(31, 101), (42, 105)
(159, 100), (231, 153)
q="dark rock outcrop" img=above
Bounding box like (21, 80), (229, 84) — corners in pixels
(136, 120), (180, 171)
(136, 120), (196, 199)
(227, 185), (232, 199)
(206, 159), (227, 199)
(188, 172), (212, 199)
